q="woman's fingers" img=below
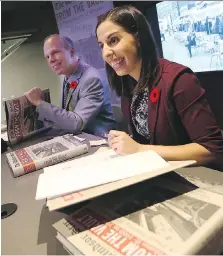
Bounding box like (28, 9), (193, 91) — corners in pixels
(109, 130), (126, 137)
(108, 135), (122, 146)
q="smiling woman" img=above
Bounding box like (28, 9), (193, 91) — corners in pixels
(97, 21), (142, 81)
(96, 6), (159, 97)
(95, 6), (223, 170)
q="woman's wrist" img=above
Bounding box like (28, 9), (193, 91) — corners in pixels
(136, 143), (151, 153)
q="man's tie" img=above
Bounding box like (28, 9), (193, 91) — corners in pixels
(63, 77), (70, 109)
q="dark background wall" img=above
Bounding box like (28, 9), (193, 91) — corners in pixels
(2, 1), (223, 129)
(2, 2), (57, 40)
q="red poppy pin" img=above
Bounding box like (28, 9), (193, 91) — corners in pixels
(149, 88), (160, 103)
(70, 81), (78, 89)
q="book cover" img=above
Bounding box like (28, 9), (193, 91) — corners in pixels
(6, 134), (88, 177)
(5, 89), (51, 145)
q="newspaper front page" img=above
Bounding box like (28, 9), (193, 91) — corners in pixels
(5, 89), (51, 145)
(53, 176), (223, 255)
(6, 134), (88, 177)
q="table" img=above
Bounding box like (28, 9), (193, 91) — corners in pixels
(2, 133), (223, 255)
(1, 132), (101, 255)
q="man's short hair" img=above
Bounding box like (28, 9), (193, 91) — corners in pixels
(44, 34), (74, 50)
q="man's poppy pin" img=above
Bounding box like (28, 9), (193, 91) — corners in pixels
(70, 81), (78, 89)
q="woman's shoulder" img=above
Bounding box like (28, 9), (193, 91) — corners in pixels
(158, 58), (191, 74)
(157, 58), (197, 88)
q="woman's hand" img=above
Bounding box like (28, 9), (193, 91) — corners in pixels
(108, 130), (141, 155)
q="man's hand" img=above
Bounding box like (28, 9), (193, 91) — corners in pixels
(108, 130), (141, 155)
(24, 87), (42, 106)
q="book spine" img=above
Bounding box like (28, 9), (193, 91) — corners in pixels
(5, 98), (24, 145)
(6, 149), (35, 177)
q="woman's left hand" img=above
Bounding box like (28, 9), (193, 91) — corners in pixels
(108, 130), (141, 155)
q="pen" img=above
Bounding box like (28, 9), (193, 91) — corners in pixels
(101, 133), (133, 140)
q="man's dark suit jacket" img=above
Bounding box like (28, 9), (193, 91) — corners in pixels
(121, 58), (223, 170)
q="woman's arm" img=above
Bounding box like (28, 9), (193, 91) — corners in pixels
(138, 143), (216, 166)
(108, 131), (216, 166)
(109, 71), (223, 167)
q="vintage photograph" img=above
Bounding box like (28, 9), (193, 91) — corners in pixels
(23, 105), (44, 133)
(115, 186), (219, 242)
(157, 1), (223, 72)
(32, 142), (68, 158)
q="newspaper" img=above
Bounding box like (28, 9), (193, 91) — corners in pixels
(4, 89), (51, 145)
(175, 166), (223, 196)
(6, 134), (89, 177)
(53, 176), (223, 255)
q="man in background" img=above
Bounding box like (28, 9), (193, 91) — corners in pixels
(186, 31), (196, 58)
(25, 34), (116, 136)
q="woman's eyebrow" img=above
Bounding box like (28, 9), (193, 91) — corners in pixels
(98, 31), (119, 45)
(106, 31), (119, 41)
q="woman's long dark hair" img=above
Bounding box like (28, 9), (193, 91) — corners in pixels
(96, 5), (160, 97)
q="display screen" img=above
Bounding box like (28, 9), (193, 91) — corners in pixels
(156, 1), (223, 72)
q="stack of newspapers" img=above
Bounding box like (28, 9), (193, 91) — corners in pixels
(35, 148), (196, 204)
(50, 159), (223, 255)
(36, 148), (222, 254)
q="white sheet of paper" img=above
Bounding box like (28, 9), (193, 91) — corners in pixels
(43, 149), (117, 175)
(89, 139), (108, 146)
(36, 150), (169, 200)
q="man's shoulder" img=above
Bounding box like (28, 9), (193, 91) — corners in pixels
(81, 64), (103, 86)
(69, 61), (101, 85)
(82, 64), (100, 79)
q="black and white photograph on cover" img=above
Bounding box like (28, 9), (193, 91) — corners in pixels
(62, 134), (83, 146)
(115, 186), (219, 243)
(178, 171), (223, 196)
(32, 142), (68, 158)
(23, 105), (44, 133)
(23, 88), (50, 133)
(156, 1), (223, 72)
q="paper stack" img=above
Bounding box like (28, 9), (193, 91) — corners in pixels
(36, 147), (196, 210)
(52, 175), (223, 255)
